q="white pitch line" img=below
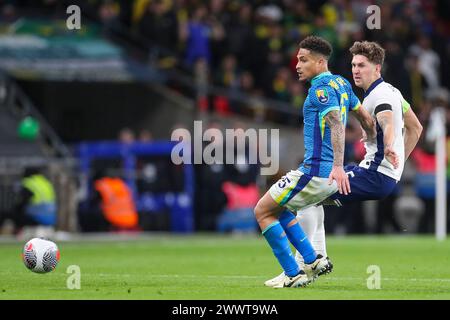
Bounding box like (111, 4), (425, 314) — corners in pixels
(94, 274), (450, 283)
(328, 276), (450, 283)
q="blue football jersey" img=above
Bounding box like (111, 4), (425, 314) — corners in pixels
(299, 71), (361, 178)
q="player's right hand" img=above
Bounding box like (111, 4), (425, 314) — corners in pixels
(384, 146), (399, 169)
(328, 166), (351, 195)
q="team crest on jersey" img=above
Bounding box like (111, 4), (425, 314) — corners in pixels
(316, 89), (329, 104)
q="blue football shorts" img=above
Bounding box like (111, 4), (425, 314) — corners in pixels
(331, 165), (398, 204)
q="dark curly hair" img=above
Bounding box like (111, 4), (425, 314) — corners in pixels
(299, 36), (333, 59)
(349, 41), (385, 65)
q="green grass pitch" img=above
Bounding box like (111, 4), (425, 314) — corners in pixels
(0, 235), (449, 299)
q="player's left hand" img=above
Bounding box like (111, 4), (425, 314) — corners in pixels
(384, 145), (399, 169)
(328, 166), (351, 195)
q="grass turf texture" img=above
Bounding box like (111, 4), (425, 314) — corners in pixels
(0, 235), (449, 299)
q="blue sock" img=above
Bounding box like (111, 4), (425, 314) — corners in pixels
(262, 221), (300, 277)
(279, 210), (317, 264)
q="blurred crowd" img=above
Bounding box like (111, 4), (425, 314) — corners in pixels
(100, 0), (450, 109)
(2, 1), (449, 116)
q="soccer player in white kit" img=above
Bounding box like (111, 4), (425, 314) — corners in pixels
(265, 41), (423, 287)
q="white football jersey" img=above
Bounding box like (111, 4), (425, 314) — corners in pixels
(359, 79), (407, 181)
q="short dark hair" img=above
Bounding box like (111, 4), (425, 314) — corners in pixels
(349, 41), (385, 65)
(299, 36), (333, 59)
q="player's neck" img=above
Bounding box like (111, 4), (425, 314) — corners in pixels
(363, 75), (383, 92)
(310, 69), (331, 84)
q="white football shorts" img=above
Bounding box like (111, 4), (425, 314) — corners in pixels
(269, 169), (338, 212)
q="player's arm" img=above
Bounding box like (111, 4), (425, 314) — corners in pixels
(375, 105), (399, 168)
(351, 106), (376, 140)
(324, 110), (350, 195)
(348, 87), (376, 140)
(403, 106), (423, 160)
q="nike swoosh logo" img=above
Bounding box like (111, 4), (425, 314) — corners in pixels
(300, 237), (307, 242)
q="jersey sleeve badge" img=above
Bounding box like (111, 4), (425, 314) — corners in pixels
(316, 88), (329, 104)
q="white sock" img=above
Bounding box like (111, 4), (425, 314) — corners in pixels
(312, 206), (327, 258)
(295, 205), (327, 266)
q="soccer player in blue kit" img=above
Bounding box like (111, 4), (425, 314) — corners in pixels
(254, 36), (375, 288)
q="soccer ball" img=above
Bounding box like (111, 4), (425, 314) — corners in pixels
(22, 238), (60, 273)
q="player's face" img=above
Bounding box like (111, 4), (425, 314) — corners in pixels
(351, 55), (379, 90)
(296, 48), (322, 81)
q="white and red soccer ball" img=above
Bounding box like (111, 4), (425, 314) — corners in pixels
(22, 238), (60, 273)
